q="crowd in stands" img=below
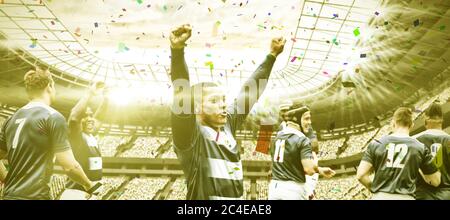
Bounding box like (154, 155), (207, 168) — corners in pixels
(317, 138), (345, 160)
(119, 137), (167, 158)
(98, 135), (131, 157)
(89, 176), (128, 200)
(340, 129), (377, 157)
(243, 179), (251, 200)
(117, 177), (169, 200)
(166, 178), (187, 200)
(161, 146), (177, 158)
(48, 175), (128, 200)
(313, 176), (370, 200)
(256, 179), (269, 200)
(241, 140), (271, 161)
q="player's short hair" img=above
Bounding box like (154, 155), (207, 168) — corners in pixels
(393, 107), (413, 128)
(424, 103), (443, 120)
(23, 68), (53, 96)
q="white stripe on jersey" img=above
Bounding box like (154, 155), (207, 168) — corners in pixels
(207, 158), (243, 180)
(209, 195), (243, 200)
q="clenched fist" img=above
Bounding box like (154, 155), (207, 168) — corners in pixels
(270, 37), (286, 57)
(170, 24), (192, 49)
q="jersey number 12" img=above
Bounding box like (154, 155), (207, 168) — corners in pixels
(386, 143), (408, 168)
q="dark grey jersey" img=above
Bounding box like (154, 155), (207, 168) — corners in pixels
(0, 102), (71, 200)
(270, 127), (313, 183)
(415, 129), (450, 199)
(65, 120), (102, 191)
(362, 135), (437, 195)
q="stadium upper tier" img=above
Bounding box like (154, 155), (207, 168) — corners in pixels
(1, 0), (449, 130)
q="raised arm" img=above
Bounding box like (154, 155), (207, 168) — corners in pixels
(231, 38), (286, 120)
(169, 24), (196, 149)
(69, 82), (104, 124)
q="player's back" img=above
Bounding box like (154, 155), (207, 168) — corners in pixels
(1, 102), (66, 200)
(367, 135), (435, 196)
(271, 127), (311, 183)
(415, 129), (450, 199)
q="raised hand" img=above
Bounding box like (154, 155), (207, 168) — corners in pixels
(170, 24), (192, 49)
(270, 37), (286, 57)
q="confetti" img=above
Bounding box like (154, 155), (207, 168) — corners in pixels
(177, 5), (183, 10)
(205, 61), (214, 73)
(206, 53), (212, 57)
(74, 27), (81, 37)
(118, 42), (129, 52)
(29, 38), (37, 48)
(332, 37), (338, 45)
(136, 0), (143, 4)
(375, 11), (379, 16)
(94, 22), (98, 28)
(290, 56), (297, 62)
(51, 20), (55, 25)
(413, 19), (420, 27)
(163, 5), (167, 11)
(332, 13), (338, 19)
(353, 28), (360, 37)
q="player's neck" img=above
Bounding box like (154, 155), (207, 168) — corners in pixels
(200, 119), (222, 132)
(391, 127), (410, 137)
(29, 97), (51, 106)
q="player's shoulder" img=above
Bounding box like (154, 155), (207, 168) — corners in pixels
(22, 102), (66, 124)
(284, 127), (311, 147)
(21, 102), (61, 116)
(370, 135), (388, 146)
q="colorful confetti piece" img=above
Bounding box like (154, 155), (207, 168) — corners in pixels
(118, 42), (129, 52)
(353, 28), (360, 37)
(29, 38), (37, 48)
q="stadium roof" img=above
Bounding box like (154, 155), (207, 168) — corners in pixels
(0, 0), (381, 101)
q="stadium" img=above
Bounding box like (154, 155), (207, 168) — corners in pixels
(0, 0), (449, 201)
